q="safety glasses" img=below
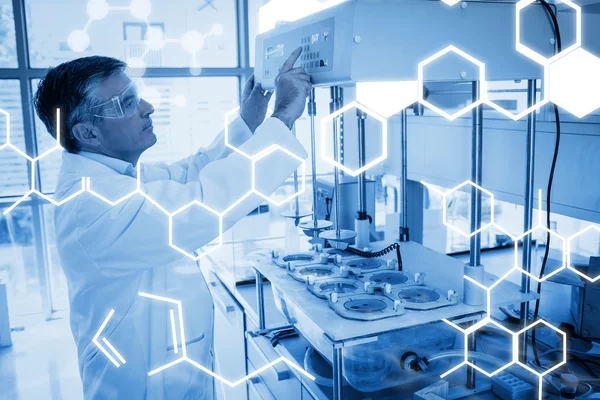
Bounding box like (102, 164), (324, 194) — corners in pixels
(92, 80), (142, 119)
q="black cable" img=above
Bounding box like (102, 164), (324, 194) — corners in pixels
(531, 0), (562, 368)
(324, 198), (332, 221)
(346, 242), (403, 271)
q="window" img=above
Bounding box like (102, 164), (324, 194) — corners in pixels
(25, 0), (238, 68)
(0, 0), (17, 68)
(2, 0), (250, 323)
(140, 77), (239, 163)
(0, 204), (44, 316)
(0, 80), (30, 197)
(248, 0), (268, 67)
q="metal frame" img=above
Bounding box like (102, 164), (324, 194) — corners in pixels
(0, 0), (255, 318)
(519, 79), (537, 362)
(252, 261), (486, 400)
(467, 80), (484, 389)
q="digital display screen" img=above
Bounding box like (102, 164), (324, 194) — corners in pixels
(265, 44), (284, 59)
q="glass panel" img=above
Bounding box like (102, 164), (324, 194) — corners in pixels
(0, 80), (30, 197)
(0, 204), (43, 316)
(140, 76), (239, 163)
(26, 0), (238, 68)
(248, 0), (268, 67)
(31, 78), (62, 193)
(0, 0), (17, 68)
(42, 203), (68, 311)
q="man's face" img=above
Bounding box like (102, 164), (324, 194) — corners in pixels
(91, 72), (156, 160)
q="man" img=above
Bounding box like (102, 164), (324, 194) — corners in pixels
(34, 48), (311, 399)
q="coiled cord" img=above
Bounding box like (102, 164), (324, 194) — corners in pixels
(346, 243), (403, 271)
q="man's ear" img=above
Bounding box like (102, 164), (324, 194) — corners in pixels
(72, 122), (100, 148)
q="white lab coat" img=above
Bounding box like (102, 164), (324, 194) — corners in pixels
(53, 117), (307, 399)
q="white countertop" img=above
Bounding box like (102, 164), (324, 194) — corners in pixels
(252, 241), (538, 342)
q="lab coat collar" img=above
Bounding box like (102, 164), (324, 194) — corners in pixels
(78, 151), (135, 176)
(61, 150), (137, 178)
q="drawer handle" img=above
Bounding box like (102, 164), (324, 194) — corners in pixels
(248, 334), (291, 381)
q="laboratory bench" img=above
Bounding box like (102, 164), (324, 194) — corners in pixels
(200, 239), (556, 400)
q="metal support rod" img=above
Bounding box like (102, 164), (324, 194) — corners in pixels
(255, 269), (266, 330)
(330, 87), (342, 237)
(519, 79), (537, 363)
(332, 346), (344, 400)
(356, 109), (367, 220)
(339, 89), (345, 170)
(469, 81), (483, 268)
(399, 108), (409, 241)
(467, 81), (484, 389)
(308, 89), (319, 233)
(291, 125), (300, 217)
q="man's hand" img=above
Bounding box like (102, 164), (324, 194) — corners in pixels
(240, 74), (273, 133)
(272, 47), (312, 130)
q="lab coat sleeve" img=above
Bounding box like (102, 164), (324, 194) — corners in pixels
(143, 116), (253, 184)
(75, 118), (306, 276)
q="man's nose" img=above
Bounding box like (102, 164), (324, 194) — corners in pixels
(140, 98), (155, 116)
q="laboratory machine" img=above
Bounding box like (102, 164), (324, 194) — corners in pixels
(203, 1), (600, 399)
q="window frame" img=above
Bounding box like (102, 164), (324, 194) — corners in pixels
(0, 0), (254, 318)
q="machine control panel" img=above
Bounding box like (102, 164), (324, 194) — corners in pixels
(262, 18), (335, 80)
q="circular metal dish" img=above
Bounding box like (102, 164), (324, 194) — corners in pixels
(369, 271), (408, 285)
(299, 266), (336, 277)
(397, 287), (441, 303)
(343, 298), (388, 313)
(346, 259), (383, 271)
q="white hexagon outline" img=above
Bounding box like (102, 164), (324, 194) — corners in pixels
(168, 200), (223, 261)
(2, 108), (87, 216)
(251, 144), (306, 207)
(224, 106), (275, 159)
(418, 45), (488, 121)
(547, 48), (600, 118)
(514, 319), (567, 400)
(320, 101), (388, 177)
(516, 0), (582, 66)
(516, 319), (567, 376)
(515, 225), (566, 282)
(442, 180), (495, 239)
(465, 319), (517, 376)
(567, 224), (600, 282)
(485, 66), (549, 120)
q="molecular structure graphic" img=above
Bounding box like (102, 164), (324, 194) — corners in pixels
(422, 180), (599, 399)
(93, 309), (127, 368)
(1, 0), (599, 394)
(0, 104), (307, 260)
(69, 0), (225, 110)
(69, 0), (224, 75)
(0, 109), (86, 216)
(93, 292), (316, 385)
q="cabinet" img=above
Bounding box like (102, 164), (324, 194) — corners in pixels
(205, 270), (248, 400)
